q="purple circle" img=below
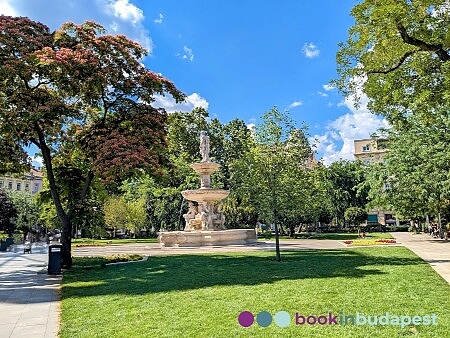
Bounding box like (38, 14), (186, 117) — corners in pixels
(238, 311), (254, 327)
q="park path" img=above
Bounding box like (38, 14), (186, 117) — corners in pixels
(390, 231), (450, 284)
(0, 242), (60, 338)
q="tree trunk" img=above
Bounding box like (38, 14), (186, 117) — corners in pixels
(274, 209), (281, 262)
(35, 127), (73, 268)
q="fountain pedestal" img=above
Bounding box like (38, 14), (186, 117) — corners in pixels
(158, 131), (257, 247)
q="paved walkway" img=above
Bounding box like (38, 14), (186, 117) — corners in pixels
(390, 231), (450, 284)
(0, 242), (60, 338)
(0, 233), (448, 338)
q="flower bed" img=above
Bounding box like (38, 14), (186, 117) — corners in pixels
(343, 239), (397, 246)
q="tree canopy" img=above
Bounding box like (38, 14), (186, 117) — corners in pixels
(0, 189), (17, 235)
(0, 16), (184, 267)
(335, 0), (450, 128)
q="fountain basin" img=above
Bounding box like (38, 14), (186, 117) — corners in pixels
(190, 162), (221, 175)
(181, 189), (229, 203)
(158, 229), (257, 247)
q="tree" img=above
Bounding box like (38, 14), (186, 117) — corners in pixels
(335, 0), (450, 129)
(8, 191), (40, 240)
(0, 189), (17, 235)
(0, 16), (184, 267)
(365, 116), (450, 236)
(324, 160), (368, 228)
(232, 107), (313, 261)
(344, 207), (367, 227)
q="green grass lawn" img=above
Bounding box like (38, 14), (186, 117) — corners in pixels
(261, 232), (394, 241)
(60, 247), (449, 338)
(72, 237), (158, 247)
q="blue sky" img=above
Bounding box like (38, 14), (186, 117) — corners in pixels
(1, 0), (388, 165)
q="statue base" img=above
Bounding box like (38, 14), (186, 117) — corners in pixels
(158, 229), (257, 247)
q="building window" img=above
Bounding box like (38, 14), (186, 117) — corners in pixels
(8, 181), (12, 190)
(16, 182), (21, 191)
(0, 180), (3, 188)
(34, 184), (39, 192)
(363, 159), (371, 165)
(25, 183), (30, 191)
(362, 145), (371, 152)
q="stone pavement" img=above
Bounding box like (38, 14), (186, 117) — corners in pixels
(390, 231), (450, 284)
(0, 233), (448, 338)
(0, 242), (60, 338)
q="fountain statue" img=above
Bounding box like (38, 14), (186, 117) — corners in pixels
(158, 131), (257, 247)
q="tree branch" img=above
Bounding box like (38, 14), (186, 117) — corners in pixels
(368, 51), (415, 74)
(368, 21), (450, 75)
(396, 22), (450, 61)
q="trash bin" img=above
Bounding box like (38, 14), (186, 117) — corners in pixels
(48, 244), (63, 275)
(5, 237), (13, 247)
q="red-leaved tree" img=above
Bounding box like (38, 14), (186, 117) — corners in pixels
(0, 16), (185, 267)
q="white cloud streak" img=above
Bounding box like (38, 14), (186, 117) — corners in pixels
(154, 13), (163, 24)
(288, 101), (303, 109)
(302, 42), (320, 58)
(180, 46), (194, 61)
(153, 92), (209, 113)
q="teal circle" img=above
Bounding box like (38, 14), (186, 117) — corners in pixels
(274, 311), (291, 327)
(256, 311), (272, 327)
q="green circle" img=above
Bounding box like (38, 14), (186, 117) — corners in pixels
(256, 311), (272, 327)
(274, 311), (291, 327)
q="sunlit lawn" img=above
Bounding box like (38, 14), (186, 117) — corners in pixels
(60, 247), (449, 338)
(261, 232), (394, 241)
(72, 237), (158, 247)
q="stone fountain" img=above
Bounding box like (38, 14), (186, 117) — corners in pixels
(158, 131), (257, 247)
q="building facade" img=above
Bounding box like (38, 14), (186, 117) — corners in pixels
(353, 138), (397, 227)
(0, 168), (43, 195)
(354, 138), (388, 165)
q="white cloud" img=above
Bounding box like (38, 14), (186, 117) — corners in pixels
(2, 0), (153, 54)
(153, 92), (209, 113)
(180, 46), (194, 61)
(106, 0), (144, 24)
(317, 91), (328, 97)
(323, 84), (335, 91)
(32, 155), (44, 169)
(314, 92), (389, 166)
(302, 42), (320, 58)
(0, 0), (17, 15)
(154, 13), (163, 24)
(288, 101), (303, 109)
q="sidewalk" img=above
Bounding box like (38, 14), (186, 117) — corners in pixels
(0, 242), (60, 338)
(390, 231), (450, 284)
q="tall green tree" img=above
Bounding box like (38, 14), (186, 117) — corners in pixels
(0, 16), (184, 267)
(8, 191), (40, 240)
(0, 189), (17, 235)
(335, 0), (450, 128)
(324, 160), (368, 228)
(232, 107), (313, 261)
(365, 116), (450, 234)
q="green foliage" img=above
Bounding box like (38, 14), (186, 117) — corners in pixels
(0, 189), (17, 235)
(344, 206), (368, 226)
(103, 195), (146, 235)
(8, 191), (40, 238)
(335, 0), (450, 128)
(0, 16), (184, 267)
(323, 160), (368, 227)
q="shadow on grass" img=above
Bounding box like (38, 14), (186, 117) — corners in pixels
(62, 247), (426, 299)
